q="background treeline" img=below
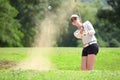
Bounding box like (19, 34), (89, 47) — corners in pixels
(0, 0), (120, 47)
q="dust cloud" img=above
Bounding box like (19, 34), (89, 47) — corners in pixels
(15, 1), (77, 70)
(34, 1), (77, 47)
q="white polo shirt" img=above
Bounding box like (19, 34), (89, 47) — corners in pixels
(74, 20), (97, 47)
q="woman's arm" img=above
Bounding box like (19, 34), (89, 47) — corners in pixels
(74, 29), (82, 39)
(86, 21), (95, 35)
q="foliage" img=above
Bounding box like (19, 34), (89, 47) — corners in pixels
(0, 0), (120, 47)
(9, 0), (62, 47)
(0, 0), (23, 47)
(57, 23), (78, 47)
(9, 0), (48, 47)
(96, 0), (120, 47)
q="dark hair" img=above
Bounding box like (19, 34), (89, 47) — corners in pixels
(71, 17), (77, 22)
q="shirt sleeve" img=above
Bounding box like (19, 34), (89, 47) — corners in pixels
(74, 29), (82, 39)
(86, 21), (95, 36)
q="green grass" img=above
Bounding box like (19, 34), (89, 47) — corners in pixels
(0, 70), (120, 80)
(49, 48), (120, 71)
(95, 48), (120, 70)
(0, 48), (29, 69)
(0, 47), (120, 80)
(0, 48), (29, 61)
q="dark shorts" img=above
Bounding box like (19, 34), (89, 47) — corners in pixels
(82, 43), (99, 56)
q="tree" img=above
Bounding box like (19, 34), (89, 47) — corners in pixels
(10, 0), (49, 47)
(10, 0), (62, 47)
(0, 0), (23, 47)
(97, 0), (120, 47)
(57, 23), (78, 47)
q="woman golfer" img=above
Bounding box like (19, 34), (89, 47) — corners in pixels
(70, 14), (99, 71)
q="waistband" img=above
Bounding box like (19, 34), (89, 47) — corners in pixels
(83, 40), (97, 48)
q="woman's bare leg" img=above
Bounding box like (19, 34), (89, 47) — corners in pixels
(81, 56), (87, 71)
(87, 54), (96, 70)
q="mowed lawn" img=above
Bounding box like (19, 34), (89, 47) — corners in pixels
(49, 47), (120, 71)
(0, 48), (29, 69)
(0, 47), (120, 80)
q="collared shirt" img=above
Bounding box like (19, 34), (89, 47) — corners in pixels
(74, 20), (97, 45)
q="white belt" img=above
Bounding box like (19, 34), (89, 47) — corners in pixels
(83, 40), (97, 47)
